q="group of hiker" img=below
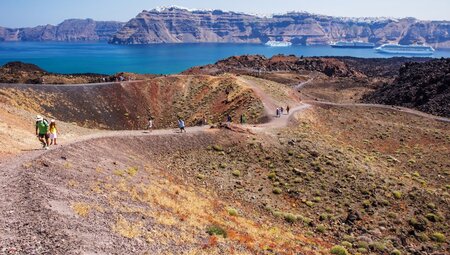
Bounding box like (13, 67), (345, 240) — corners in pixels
(146, 113), (248, 133)
(36, 107), (290, 149)
(146, 117), (186, 133)
(35, 115), (59, 150)
(276, 105), (290, 118)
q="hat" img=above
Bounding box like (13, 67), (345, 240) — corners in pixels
(51, 119), (55, 123)
(36, 115), (43, 121)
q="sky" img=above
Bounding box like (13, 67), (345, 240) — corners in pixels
(1, 0), (449, 28)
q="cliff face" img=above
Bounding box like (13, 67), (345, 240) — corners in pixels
(110, 7), (450, 48)
(0, 19), (124, 42)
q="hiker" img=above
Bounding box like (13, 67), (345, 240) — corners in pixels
(49, 119), (60, 146)
(178, 118), (186, 133)
(240, 114), (246, 124)
(147, 117), (153, 131)
(276, 108), (280, 118)
(35, 115), (50, 150)
(227, 114), (232, 123)
(280, 107), (284, 115)
(286, 105), (290, 114)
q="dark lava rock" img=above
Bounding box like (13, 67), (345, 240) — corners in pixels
(363, 58), (450, 118)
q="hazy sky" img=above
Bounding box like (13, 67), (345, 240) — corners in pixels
(2, 0), (449, 28)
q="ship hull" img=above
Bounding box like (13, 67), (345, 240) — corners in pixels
(376, 49), (434, 55)
(331, 45), (375, 49)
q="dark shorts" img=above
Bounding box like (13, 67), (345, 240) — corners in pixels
(38, 133), (49, 139)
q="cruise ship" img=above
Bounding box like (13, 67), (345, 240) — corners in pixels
(375, 44), (435, 55)
(265, 40), (292, 47)
(330, 41), (375, 48)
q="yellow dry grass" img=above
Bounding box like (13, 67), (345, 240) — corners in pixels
(71, 202), (91, 217)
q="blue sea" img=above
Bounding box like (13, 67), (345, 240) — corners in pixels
(1, 42), (449, 75)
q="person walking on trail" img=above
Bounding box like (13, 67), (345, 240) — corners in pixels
(49, 119), (60, 146)
(178, 118), (186, 133)
(276, 108), (280, 118)
(35, 115), (50, 150)
(227, 114), (232, 124)
(147, 117), (153, 131)
(286, 105), (290, 114)
(240, 114), (246, 124)
(280, 107), (284, 115)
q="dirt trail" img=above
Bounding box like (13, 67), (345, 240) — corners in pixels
(296, 79), (450, 123)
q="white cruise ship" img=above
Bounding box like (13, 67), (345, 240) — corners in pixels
(330, 41), (375, 48)
(376, 44), (435, 55)
(265, 41), (292, 47)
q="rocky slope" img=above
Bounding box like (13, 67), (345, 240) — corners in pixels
(0, 19), (124, 42)
(110, 7), (450, 48)
(183, 55), (365, 78)
(363, 59), (450, 118)
(0, 75), (265, 129)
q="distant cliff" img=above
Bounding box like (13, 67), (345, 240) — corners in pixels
(110, 7), (450, 48)
(0, 19), (124, 42)
(2, 8), (449, 48)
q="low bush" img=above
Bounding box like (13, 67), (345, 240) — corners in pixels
(330, 245), (348, 255)
(206, 225), (227, 238)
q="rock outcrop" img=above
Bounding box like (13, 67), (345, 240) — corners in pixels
(110, 7), (450, 48)
(0, 19), (124, 42)
(183, 55), (365, 78)
(363, 59), (450, 117)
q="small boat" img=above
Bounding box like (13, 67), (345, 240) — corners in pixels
(265, 41), (292, 47)
(375, 44), (435, 55)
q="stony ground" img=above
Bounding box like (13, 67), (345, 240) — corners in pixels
(0, 71), (448, 255)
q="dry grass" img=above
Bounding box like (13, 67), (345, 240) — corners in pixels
(71, 202), (91, 217)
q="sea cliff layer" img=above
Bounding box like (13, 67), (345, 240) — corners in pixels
(0, 19), (124, 42)
(110, 7), (450, 48)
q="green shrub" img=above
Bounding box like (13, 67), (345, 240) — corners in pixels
(305, 201), (314, 207)
(356, 241), (369, 249)
(206, 225), (227, 238)
(342, 235), (355, 242)
(232, 170), (241, 177)
(284, 213), (297, 223)
(227, 207), (238, 216)
(425, 213), (441, 222)
(370, 242), (386, 251)
(212, 145), (223, 151)
(393, 191), (402, 199)
(316, 224), (326, 233)
(330, 245), (348, 255)
(319, 213), (329, 221)
(341, 241), (352, 248)
(268, 172), (276, 180)
(272, 187), (282, 194)
(391, 249), (401, 255)
(416, 233), (429, 242)
(272, 210), (283, 218)
(431, 232), (445, 243)
(219, 163), (227, 168)
(357, 248), (368, 253)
